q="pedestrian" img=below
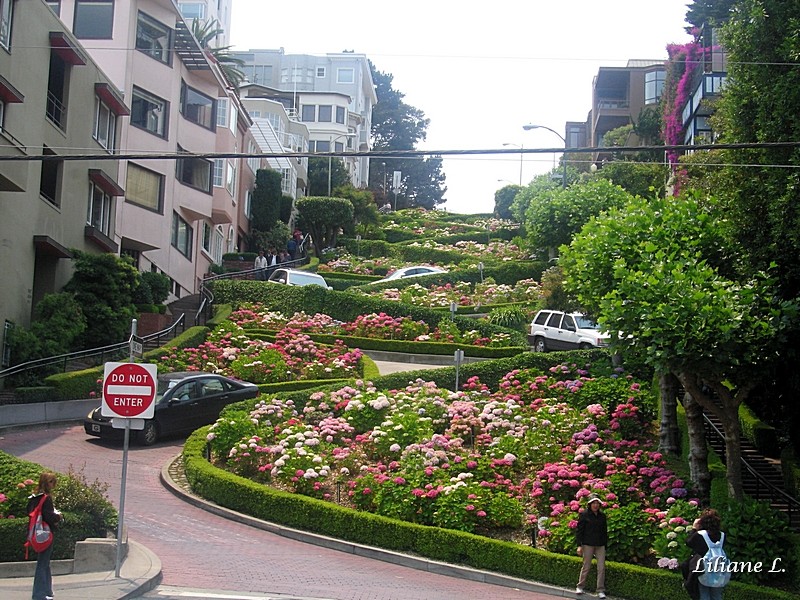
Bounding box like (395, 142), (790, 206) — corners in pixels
(254, 249), (268, 280)
(685, 509), (728, 600)
(286, 236), (298, 262)
(576, 494), (607, 598)
(28, 471), (62, 600)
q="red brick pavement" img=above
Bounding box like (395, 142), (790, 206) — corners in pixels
(0, 424), (569, 599)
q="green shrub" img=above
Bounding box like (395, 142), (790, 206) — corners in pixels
(739, 403), (781, 458)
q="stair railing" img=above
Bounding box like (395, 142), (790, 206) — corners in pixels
(703, 413), (800, 528)
(0, 314), (186, 386)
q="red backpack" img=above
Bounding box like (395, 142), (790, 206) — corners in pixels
(24, 494), (53, 559)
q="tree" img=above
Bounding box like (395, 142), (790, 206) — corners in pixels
(296, 197), (354, 257)
(509, 172), (561, 223)
(494, 185), (521, 220)
(560, 194), (795, 501)
(63, 251), (139, 348)
(684, 0), (737, 32)
(524, 178), (633, 258)
(368, 63), (446, 208)
(334, 184), (380, 237)
(593, 161), (669, 199)
(307, 157), (350, 197)
(190, 18), (245, 90)
(250, 169), (283, 231)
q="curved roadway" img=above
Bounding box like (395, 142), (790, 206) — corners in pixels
(0, 359), (571, 599)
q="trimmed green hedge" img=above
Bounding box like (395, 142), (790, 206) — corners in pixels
(210, 280), (527, 346)
(739, 403), (781, 458)
(182, 427), (793, 600)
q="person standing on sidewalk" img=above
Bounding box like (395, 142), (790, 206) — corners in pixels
(576, 494), (608, 598)
(27, 472), (63, 600)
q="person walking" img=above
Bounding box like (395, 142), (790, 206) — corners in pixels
(685, 509), (728, 600)
(576, 494), (607, 598)
(254, 250), (268, 280)
(28, 472), (62, 600)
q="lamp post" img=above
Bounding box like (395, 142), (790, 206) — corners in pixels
(502, 142), (523, 186)
(328, 132), (355, 196)
(381, 161), (387, 201)
(522, 124), (567, 189)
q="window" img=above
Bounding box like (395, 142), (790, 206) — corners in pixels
(244, 190), (252, 219)
(176, 148), (212, 193)
(74, 0), (114, 40)
(93, 97), (117, 151)
(178, 2), (205, 19)
(213, 159), (224, 187)
(316, 66), (326, 78)
(644, 70), (665, 105)
(212, 225), (224, 263)
(136, 12), (171, 64)
(0, 0), (13, 50)
(180, 81), (215, 130)
(301, 105), (315, 122)
(39, 147), (62, 207)
(280, 67), (312, 84)
(334, 141), (344, 153)
(280, 168), (291, 195)
(227, 226), (234, 253)
(247, 141), (259, 173)
(314, 140), (330, 153)
(45, 2), (61, 17)
(126, 163), (163, 212)
(46, 52), (68, 130)
(242, 64), (272, 84)
(131, 87), (167, 137)
(226, 161), (236, 195)
(216, 97), (228, 127)
(336, 106), (345, 124)
(87, 182), (112, 234)
(201, 221), (212, 253)
(171, 212), (193, 259)
(318, 105), (332, 122)
(336, 68), (354, 84)
(546, 313), (563, 328)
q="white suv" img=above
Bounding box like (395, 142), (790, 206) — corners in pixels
(528, 310), (609, 352)
(267, 268), (331, 289)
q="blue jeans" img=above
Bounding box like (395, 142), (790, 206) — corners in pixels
(32, 542), (53, 600)
(698, 583), (723, 600)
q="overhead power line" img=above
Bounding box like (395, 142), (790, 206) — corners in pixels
(1, 141), (800, 162)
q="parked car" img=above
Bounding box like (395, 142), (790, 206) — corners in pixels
(374, 265), (447, 284)
(267, 268), (331, 289)
(84, 372), (259, 445)
(528, 310), (610, 352)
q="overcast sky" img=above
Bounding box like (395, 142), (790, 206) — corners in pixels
(230, 0), (692, 214)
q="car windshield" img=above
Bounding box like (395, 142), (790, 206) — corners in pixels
(575, 316), (599, 329)
(155, 378), (180, 400)
(292, 273), (325, 286)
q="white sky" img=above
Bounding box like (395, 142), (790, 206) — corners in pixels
(230, 0), (692, 214)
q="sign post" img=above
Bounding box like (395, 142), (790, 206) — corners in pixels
(102, 321), (158, 577)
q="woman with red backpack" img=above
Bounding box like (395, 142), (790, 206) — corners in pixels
(27, 472), (62, 600)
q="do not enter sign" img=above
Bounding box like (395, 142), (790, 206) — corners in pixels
(101, 362), (158, 419)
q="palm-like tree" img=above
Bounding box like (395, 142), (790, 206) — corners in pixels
(189, 18), (246, 91)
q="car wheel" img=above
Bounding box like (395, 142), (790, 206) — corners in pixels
(533, 337), (547, 353)
(139, 420), (159, 446)
(579, 343), (592, 349)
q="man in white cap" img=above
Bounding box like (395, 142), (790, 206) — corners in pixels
(576, 494), (608, 598)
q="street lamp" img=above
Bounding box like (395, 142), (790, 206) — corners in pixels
(328, 132), (355, 196)
(522, 124), (567, 189)
(502, 142), (523, 186)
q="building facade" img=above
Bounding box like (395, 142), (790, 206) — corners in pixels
(232, 49), (377, 190)
(0, 0), (127, 361)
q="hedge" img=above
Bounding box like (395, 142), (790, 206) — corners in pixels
(181, 426), (793, 600)
(210, 280), (527, 346)
(243, 330), (526, 359)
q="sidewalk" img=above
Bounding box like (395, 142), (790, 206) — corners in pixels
(0, 539), (161, 600)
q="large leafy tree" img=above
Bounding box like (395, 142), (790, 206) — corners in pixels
(334, 185), (380, 237)
(296, 197), (354, 257)
(494, 185), (521, 220)
(368, 63), (446, 209)
(307, 157), (350, 197)
(524, 178), (634, 258)
(560, 194), (795, 501)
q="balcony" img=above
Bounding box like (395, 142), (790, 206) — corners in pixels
(46, 90), (66, 131)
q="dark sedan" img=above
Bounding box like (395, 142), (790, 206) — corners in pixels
(84, 371), (259, 445)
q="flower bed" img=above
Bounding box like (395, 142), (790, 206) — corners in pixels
(203, 360), (712, 569)
(157, 321), (363, 383)
(229, 305), (514, 348)
(351, 279), (541, 309)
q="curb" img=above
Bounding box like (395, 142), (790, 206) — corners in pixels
(160, 454), (579, 599)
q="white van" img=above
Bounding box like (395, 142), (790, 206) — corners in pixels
(267, 268), (331, 289)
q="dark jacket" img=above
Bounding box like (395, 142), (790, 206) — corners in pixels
(576, 508), (608, 547)
(26, 493), (61, 530)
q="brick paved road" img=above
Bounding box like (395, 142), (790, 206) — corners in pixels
(0, 424), (569, 600)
